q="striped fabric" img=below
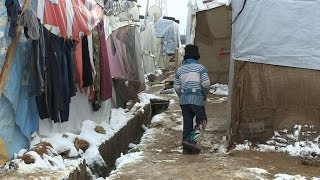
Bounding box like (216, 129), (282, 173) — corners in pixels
(174, 59), (211, 106)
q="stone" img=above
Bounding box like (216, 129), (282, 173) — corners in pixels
(74, 138), (90, 152)
(31, 142), (54, 157)
(21, 154), (35, 164)
(147, 74), (156, 82)
(95, 125), (106, 134)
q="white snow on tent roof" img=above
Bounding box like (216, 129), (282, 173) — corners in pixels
(194, 0), (231, 12)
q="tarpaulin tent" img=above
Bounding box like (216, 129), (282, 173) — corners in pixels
(186, 0), (231, 84)
(227, 0), (320, 146)
(0, 0), (39, 158)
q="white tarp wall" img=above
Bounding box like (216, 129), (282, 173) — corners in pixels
(232, 0), (320, 70)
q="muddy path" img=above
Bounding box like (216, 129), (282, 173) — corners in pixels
(108, 81), (320, 180)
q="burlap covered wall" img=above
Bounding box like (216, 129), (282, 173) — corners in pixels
(195, 6), (231, 84)
(228, 61), (320, 146)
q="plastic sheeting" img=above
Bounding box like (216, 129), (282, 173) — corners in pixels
(232, 0), (320, 70)
(154, 19), (180, 55)
(0, 0), (39, 158)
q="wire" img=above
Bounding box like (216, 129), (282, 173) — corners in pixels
(231, 0), (247, 25)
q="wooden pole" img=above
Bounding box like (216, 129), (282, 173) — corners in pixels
(174, 48), (179, 72)
(0, 0), (31, 96)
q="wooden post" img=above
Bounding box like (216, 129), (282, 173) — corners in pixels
(0, 0), (32, 96)
(174, 48), (179, 72)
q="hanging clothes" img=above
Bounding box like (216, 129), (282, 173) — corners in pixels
(82, 35), (93, 88)
(97, 21), (112, 100)
(91, 28), (101, 111)
(66, 40), (77, 98)
(75, 40), (83, 90)
(36, 27), (62, 123)
(19, 9), (40, 40)
(59, 38), (70, 123)
(24, 21), (45, 97)
(36, 27), (77, 123)
(5, 0), (21, 38)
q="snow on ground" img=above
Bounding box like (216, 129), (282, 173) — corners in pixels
(1, 92), (165, 179)
(235, 125), (320, 158)
(107, 121), (161, 179)
(274, 173), (307, 180)
(109, 108), (134, 132)
(151, 113), (166, 125)
(115, 152), (143, 168)
(246, 167), (269, 175)
(130, 93), (163, 113)
(210, 84), (228, 96)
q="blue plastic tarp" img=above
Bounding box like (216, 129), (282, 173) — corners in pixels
(0, 0), (39, 158)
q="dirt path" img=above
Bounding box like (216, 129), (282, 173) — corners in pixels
(108, 83), (320, 180)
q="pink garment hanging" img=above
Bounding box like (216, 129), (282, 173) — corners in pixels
(41, 0), (104, 39)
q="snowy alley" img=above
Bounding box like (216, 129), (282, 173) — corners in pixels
(107, 76), (320, 180)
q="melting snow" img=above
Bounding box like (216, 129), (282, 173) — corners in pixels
(115, 152), (143, 168)
(274, 174), (307, 180)
(235, 125), (320, 158)
(247, 167), (269, 175)
(210, 84), (228, 96)
(151, 113), (166, 124)
(2, 93), (164, 178)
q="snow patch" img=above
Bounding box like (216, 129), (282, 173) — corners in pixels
(42, 133), (79, 157)
(235, 124), (320, 158)
(246, 167), (269, 175)
(274, 174), (307, 180)
(130, 93), (163, 113)
(155, 68), (163, 76)
(115, 152), (143, 168)
(210, 84), (228, 96)
(109, 108), (133, 132)
(151, 113), (166, 124)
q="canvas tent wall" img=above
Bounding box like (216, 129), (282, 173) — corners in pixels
(227, 0), (320, 146)
(186, 0), (231, 84)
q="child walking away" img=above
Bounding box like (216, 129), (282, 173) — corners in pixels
(174, 44), (210, 154)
